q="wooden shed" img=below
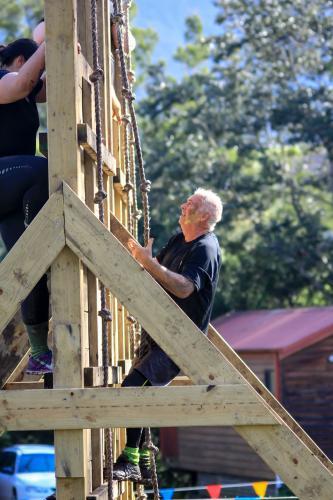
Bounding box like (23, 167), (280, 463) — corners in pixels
(160, 307), (333, 480)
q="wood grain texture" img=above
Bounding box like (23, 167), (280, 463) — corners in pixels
(0, 385), (276, 430)
(0, 192), (65, 333)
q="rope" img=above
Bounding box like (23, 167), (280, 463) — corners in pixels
(90, 1), (113, 498)
(112, 1), (160, 498)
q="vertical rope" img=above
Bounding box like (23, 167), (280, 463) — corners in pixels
(90, 1), (113, 498)
(112, 2), (160, 499)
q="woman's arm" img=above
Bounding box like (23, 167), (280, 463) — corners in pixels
(0, 42), (45, 104)
(33, 20), (45, 45)
(36, 72), (46, 103)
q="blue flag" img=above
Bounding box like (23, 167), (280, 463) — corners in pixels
(161, 488), (175, 500)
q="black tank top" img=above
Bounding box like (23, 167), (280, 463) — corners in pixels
(0, 69), (42, 157)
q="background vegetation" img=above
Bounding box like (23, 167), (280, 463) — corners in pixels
(0, 3), (332, 493)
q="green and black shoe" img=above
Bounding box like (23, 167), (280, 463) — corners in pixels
(112, 454), (141, 482)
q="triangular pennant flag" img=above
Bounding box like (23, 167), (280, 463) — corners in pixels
(252, 481), (268, 498)
(160, 488), (174, 500)
(206, 484), (222, 498)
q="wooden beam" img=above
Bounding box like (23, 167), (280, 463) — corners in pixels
(170, 376), (193, 386)
(77, 123), (116, 176)
(0, 314), (29, 388)
(63, 187), (333, 498)
(113, 167), (126, 195)
(45, 0), (88, 496)
(87, 482), (124, 500)
(0, 385), (276, 431)
(4, 381), (44, 390)
(0, 192), (65, 333)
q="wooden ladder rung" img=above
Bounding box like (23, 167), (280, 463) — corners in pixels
(4, 381), (45, 390)
(77, 123), (117, 176)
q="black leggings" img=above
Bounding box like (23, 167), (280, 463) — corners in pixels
(0, 155), (49, 325)
(122, 369), (152, 448)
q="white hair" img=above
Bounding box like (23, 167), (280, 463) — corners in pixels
(194, 188), (223, 231)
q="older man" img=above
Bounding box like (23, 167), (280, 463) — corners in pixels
(113, 188), (223, 483)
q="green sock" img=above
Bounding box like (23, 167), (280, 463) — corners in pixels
(139, 448), (151, 465)
(123, 446), (140, 465)
(25, 321), (49, 358)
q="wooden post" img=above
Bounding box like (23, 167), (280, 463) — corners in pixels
(45, 1), (88, 497)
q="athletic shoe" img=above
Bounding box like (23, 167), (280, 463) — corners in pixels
(26, 350), (53, 375)
(138, 458), (153, 486)
(112, 454), (141, 482)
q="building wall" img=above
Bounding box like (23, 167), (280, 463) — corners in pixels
(281, 335), (333, 459)
(161, 353), (276, 479)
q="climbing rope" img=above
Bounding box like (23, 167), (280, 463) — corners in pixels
(90, 1), (113, 498)
(112, 1), (160, 498)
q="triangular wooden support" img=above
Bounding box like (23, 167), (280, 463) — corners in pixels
(0, 191), (65, 333)
(1, 182), (333, 498)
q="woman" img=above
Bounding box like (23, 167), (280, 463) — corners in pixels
(0, 32), (51, 374)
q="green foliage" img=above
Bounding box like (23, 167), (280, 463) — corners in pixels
(134, 0), (333, 314)
(0, 0), (43, 42)
(0, 431), (53, 449)
(174, 16), (210, 69)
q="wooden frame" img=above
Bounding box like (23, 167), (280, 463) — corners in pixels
(0, 0), (332, 498)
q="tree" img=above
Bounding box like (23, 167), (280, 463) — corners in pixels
(0, 0), (43, 42)
(133, 0), (333, 313)
(211, 0), (333, 191)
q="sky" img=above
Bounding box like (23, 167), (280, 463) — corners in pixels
(133, 0), (219, 78)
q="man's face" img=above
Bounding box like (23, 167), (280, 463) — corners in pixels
(179, 194), (204, 228)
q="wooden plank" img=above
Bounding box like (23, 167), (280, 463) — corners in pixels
(113, 167), (127, 195)
(170, 376), (193, 386)
(0, 192), (65, 333)
(78, 53), (93, 84)
(45, 0), (88, 496)
(4, 381), (44, 390)
(78, 123), (117, 176)
(87, 482), (124, 500)
(0, 385), (276, 430)
(0, 314), (29, 388)
(117, 359), (132, 377)
(2, 351), (30, 386)
(63, 187), (333, 498)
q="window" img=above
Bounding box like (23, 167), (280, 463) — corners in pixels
(0, 452), (16, 475)
(264, 369), (273, 392)
(17, 453), (55, 473)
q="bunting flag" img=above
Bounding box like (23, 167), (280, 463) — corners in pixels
(160, 488), (175, 500)
(206, 484), (222, 498)
(252, 481), (268, 498)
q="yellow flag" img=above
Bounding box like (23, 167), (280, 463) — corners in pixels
(252, 481), (268, 498)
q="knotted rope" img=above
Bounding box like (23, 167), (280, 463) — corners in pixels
(90, 0), (113, 498)
(112, 1), (160, 498)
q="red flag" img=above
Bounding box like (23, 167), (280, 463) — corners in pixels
(206, 484), (222, 499)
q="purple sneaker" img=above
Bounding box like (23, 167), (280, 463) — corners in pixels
(26, 350), (53, 375)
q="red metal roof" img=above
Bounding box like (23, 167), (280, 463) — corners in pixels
(212, 307), (333, 358)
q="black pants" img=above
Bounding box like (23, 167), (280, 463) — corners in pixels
(122, 369), (152, 448)
(0, 155), (49, 325)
